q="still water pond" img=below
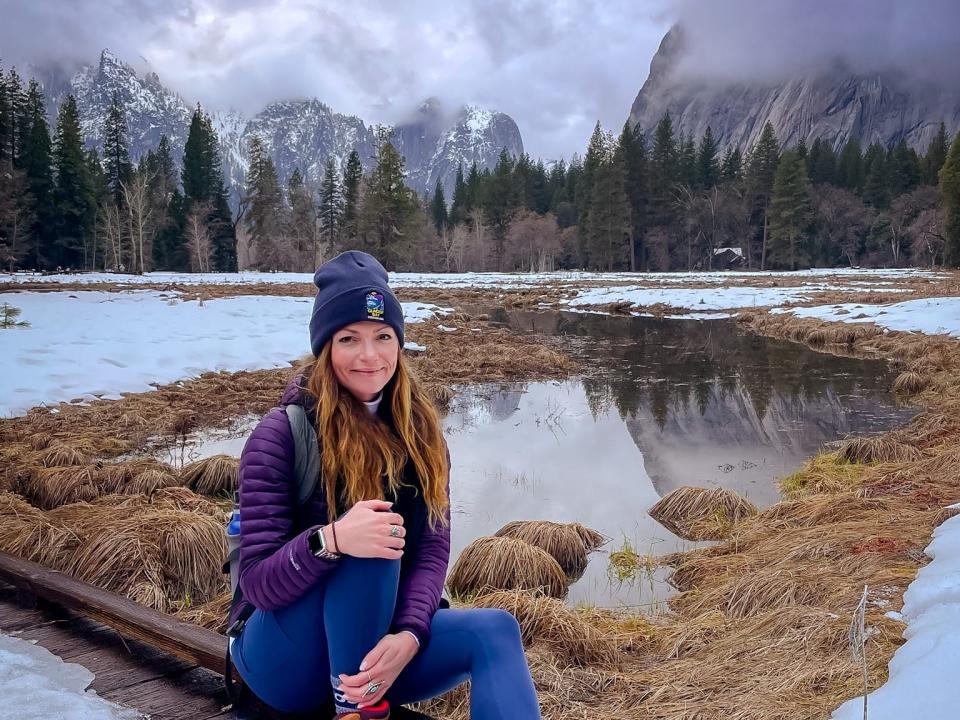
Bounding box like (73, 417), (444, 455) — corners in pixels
(443, 311), (915, 609)
(172, 311), (915, 609)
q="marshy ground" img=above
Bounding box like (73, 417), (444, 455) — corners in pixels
(1, 268), (959, 719)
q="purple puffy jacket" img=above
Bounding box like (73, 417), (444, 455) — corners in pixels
(235, 378), (451, 648)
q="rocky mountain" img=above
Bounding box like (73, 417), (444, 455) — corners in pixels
(29, 50), (523, 203)
(629, 25), (960, 153)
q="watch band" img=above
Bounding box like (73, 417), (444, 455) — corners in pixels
(309, 526), (341, 560)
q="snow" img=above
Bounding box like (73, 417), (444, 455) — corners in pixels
(0, 291), (451, 417)
(1, 267), (941, 290)
(832, 511), (960, 720)
(565, 285), (815, 311)
(780, 297), (960, 337)
(0, 632), (141, 720)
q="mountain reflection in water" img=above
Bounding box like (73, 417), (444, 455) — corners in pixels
(444, 310), (916, 608)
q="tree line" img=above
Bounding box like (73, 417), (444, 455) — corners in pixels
(2, 59), (959, 273)
(0, 66), (237, 272)
(421, 114), (960, 272)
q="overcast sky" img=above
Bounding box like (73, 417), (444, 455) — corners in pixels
(2, 1), (957, 161)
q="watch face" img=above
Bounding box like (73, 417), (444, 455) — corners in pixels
(309, 528), (324, 556)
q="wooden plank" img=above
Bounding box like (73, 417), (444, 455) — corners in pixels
(100, 666), (230, 720)
(0, 551), (227, 675)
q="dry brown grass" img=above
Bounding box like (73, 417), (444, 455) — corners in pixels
(649, 486), (758, 540)
(494, 520), (601, 580)
(179, 455), (239, 496)
(0, 491), (75, 567)
(892, 370), (928, 395)
(447, 536), (568, 599)
(836, 436), (926, 464)
(32, 443), (93, 467)
(19, 465), (101, 509)
(64, 508), (226, 611)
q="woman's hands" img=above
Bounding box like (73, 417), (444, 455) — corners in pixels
(337, 632), (419, 708)
(332, 499), (406, 559)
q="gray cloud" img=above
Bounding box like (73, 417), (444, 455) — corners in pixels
(667, 0), (960, 87)
(8, 2), (951, 160)
(0, 0), (671, 160)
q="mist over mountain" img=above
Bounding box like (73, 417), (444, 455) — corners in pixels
(629, 5), (960, 153)
(27, 50), (523, 203)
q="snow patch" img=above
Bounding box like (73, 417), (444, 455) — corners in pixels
(1, 291), (448, 417)
(832, 511), (960, 719)
(782, 297), (960, 337)
(0, 632), (141, 719)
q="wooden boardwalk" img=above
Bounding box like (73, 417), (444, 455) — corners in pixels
(0, 581), (236, 719)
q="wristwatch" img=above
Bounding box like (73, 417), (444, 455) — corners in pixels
(308, 525), (341, 560)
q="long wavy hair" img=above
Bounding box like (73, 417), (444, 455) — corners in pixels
(301, 343), (449, 529)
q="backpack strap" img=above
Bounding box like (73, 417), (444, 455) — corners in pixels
(285, 403), (321, 507)
(223, 404), (321, 699)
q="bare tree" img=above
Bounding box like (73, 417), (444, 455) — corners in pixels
(908, 205), (946, 268)
(99, 201), (124, 271)
(186, 202), (213, 273)
(888, 187), (938, 266)
(811, 186), (872, 267)
(121, 168), (156, 274)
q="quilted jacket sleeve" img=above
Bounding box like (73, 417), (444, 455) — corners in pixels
(237, 408), (338, 610)
(389, 452), (452, 649)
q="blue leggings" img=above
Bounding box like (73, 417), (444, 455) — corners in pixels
(232, 556), (541, 719)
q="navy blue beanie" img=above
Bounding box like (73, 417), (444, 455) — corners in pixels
(309, 251), (405, 357)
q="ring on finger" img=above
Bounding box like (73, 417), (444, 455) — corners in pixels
(390, 525), (401, 538)
(364, 681), (383, 697)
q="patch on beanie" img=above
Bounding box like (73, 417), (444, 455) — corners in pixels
(365, 290), (385, 320)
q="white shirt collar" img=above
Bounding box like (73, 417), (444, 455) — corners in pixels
(363, 392), (383, 415)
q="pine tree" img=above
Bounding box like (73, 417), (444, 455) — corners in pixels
(696, 126), (720, 189)
(466, 162), (483, 212)
(430, 179), (448, 235)
(484, 148), (518, 270)
(102, 91), (131, 210)
(807, 138), (837, 185)
(149, 135), (185, 270)
(182, 106), (236, 271)
(531, 159), (550, 213)
(0, 71), (31, 269)
(288, 167), (317, 270)
(678, 134), (697, 188)
(888, 139), (921, 197)
(837, 138), (864, 191)
(449, 163), (468, 227)
(768, 149), (812, 270)
(649, 112), (678, 228)
(52, 95), (94, 268)
(618, 121), (647, 270)
(924, 123), (950, 185)
(745, 122), (780, 269)
(587, 138), (631, 270)
(244, 136), (286, 270)
(940, 132), (960, 267)
(341, 149), (362, 242)
(0, 67), (11, 170)
(20, 80), (55, 268)
(319, 158), (342, 253)
(5, 68), (26, 167)
(360, 128), (420, 268)
(575, 122), (606, 265)
(862, 143), (889, 209)
(720, 146), (743, 182)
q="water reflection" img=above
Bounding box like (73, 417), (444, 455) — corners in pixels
(446, 311), (916, 607)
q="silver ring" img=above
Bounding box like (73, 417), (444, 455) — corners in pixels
(364, 681), (383, 697)
(390, 525), (401, 538)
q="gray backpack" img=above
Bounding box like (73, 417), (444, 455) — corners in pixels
(224, 404), (320, 608)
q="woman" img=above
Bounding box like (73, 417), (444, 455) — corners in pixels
(230, 251), (540, 720)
